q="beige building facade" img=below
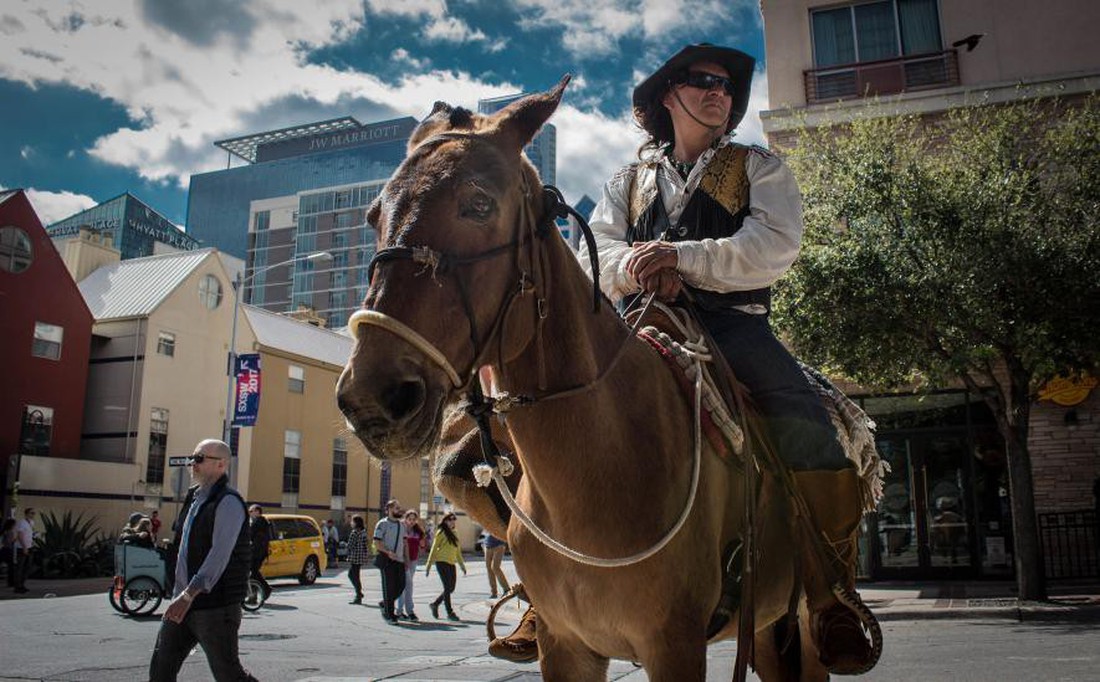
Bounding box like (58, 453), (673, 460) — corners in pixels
(759, 0), (1100, 579)
(18, 245), (470, 548)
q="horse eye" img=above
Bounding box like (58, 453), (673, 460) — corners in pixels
(462, 193), (495, 221)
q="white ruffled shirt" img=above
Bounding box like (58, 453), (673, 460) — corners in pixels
(579, 137), (804, 313)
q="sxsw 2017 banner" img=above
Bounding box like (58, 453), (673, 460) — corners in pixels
(233, 354), (262, 426)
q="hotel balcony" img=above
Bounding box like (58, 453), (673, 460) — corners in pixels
(804, 49), (960, 105)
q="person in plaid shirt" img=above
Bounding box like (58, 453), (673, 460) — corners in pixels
(345, 515), (369, 604)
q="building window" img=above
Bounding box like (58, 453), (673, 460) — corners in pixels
(288, 365), (305, 393)
(146, 408), (169, 485)
(284, 429), (301, 458)
(283, 457), (301, 494)
(254, 210), (270, 232)
(32, 322), (63, 360)
(19, 405), (53, 456)
(812, 0), (941, 68)
(156, 331), (176, 357)
(198, 274), (223, 310)
(331, 438), (348, 497)
(0, 226), (33, 273)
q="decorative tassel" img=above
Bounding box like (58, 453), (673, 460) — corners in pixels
(473, 464), (494, 488)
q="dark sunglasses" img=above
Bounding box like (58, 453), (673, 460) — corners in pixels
(677, 71), (735, 95)
(189, 453), (223, 464)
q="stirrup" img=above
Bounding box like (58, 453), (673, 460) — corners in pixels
(486, 582), (528, 641)
(822, 582), (883, 675)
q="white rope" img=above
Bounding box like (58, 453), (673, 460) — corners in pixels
(478, 353), (705, 568)
(348, 309), (463, 388)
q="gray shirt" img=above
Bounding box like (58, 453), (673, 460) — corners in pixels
(173, 485), (246, 598)
(372, 517), (406, 562)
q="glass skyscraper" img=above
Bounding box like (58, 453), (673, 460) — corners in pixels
(47, 193), (200, 259)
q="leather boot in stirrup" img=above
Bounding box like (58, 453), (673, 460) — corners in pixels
(488, 604), (539, 663)
(793, 468), (879, 675)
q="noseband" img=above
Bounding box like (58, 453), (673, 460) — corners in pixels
(349, 131), (601, 391)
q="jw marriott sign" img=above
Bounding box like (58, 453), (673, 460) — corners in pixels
(256, 117), (417, 163)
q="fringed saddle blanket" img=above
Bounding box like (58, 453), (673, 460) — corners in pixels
(636, 309), (886, 514)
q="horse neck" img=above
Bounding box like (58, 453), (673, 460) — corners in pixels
(495, 235), (695, 530)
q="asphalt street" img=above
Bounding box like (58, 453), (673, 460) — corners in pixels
(1, 558), (1098, 681)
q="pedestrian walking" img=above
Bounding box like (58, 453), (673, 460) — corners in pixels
(148, 438), (257, 682)
(247, 504), (272, 603)
(373, 499), (407, 624)
(425, 512), (466, 621)
(150, 510), (162, 541)
(323, 519), (340, 568)
(483, 533), (510, 598)
(396, 510), (427, 620)
(12, 508), (35, 594)
(345, 515), (368, 604)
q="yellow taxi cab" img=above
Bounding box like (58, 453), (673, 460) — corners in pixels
(261, 514), (328, 584)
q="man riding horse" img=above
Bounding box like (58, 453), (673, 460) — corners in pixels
(474, 43), (875, 674)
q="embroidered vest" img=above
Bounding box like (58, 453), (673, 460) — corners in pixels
(624, 145), (770, 311)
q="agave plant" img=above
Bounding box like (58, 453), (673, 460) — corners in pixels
(32, 511), (112, 578)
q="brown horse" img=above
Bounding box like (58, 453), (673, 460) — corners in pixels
(336, 79), (828, 681)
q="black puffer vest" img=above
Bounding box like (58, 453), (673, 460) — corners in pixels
(171, 475), (251, 610)
(625, 144), (771, 312)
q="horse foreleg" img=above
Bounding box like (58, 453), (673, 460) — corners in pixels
(639, 638), (707, 682)
(537, 627), (610, 682)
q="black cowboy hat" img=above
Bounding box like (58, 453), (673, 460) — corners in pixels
(632, 43), (756, 131)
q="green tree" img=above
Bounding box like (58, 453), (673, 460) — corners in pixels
(775, 94), (1100, 600)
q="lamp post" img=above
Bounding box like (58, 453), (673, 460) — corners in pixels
(222, 251), (333, 454)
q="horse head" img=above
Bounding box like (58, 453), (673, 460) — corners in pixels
(336, 77), (570, 462)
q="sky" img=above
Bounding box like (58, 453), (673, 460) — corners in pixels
(0, 0), (770, 228)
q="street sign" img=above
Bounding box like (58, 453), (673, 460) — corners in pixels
(168, 456), (192, 467)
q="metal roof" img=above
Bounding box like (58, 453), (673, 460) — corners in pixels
(79, 249), (216, 320)
(214, 116), (363, 164)
(0, 189), (19, 205)
(242, 305), (352, 368)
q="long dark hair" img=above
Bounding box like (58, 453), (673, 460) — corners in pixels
(634, 93), (675, 158)
(438, 514), (458, 546)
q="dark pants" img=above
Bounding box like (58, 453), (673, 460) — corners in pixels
(432, 562), (457, 613)
(12, 549), (30, 591)
(149, 603), (257, 682)
(348, 563), (363, 599)
(698, 309), (848, 472)
(249, 554), (271, 599)
(327, 539), (338, 566)
(378, 557), (406, 618)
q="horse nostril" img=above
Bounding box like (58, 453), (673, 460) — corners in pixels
(382, 378), (426, 422)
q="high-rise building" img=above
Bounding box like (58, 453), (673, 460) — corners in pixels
(477, 94), (557, 186)
(245, 180), (384, 329)
(187, 116), (417, 259)
(46, 193), (200, 260)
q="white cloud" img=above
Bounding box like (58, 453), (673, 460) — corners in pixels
(21, 187), (98, 224)
(423, 16), (487, 43)
(552, 105), (643, 202)
(391, 48), (428, 69)
(735, 69), (769, 148)
(366, 0), (447, 19)
(514, 0), (752, 57)
(20, 146), (33, 160)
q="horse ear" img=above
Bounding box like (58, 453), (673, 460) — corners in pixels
(492, 74), (570, 152)
(408, 101), (456, 151)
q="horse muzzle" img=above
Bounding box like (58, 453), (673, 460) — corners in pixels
(336, 347), (447, 462)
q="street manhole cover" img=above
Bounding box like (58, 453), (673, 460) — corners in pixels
(240, 633), (297, 641)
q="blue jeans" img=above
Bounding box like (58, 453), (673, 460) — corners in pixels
(698, 309), (848, 472)
(149, 603), (257, 682)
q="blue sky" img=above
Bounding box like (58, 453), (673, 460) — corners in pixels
(0, 0), (769, 227)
